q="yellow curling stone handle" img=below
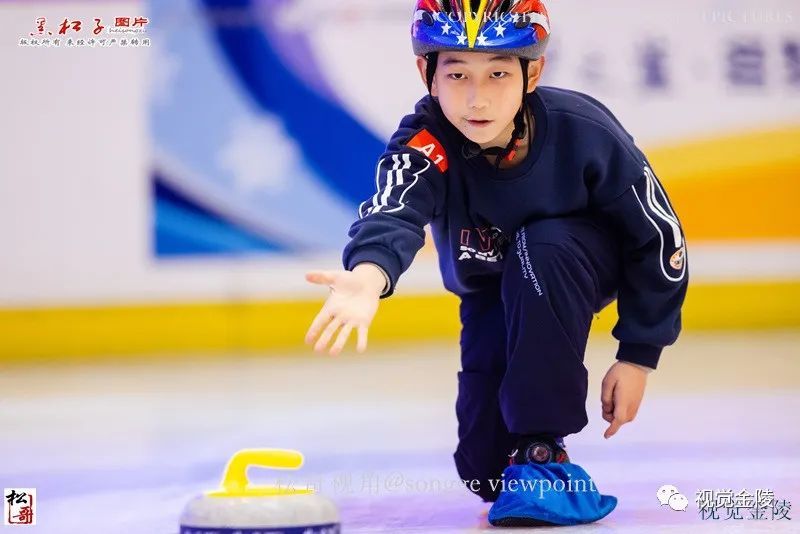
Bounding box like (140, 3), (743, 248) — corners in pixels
(207, 448), (314, 497)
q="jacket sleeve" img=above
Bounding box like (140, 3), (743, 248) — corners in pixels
(342, 123), (447, 298)
(595, 161), (689, 370)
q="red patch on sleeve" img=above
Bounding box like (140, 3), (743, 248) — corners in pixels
(406, 129), (449, 173)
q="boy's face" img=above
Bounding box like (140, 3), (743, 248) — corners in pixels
(417, 51), (544, 148)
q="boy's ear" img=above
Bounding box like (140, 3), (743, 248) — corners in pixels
(416, 55), (437, 96)
(526, 56), (546, 93)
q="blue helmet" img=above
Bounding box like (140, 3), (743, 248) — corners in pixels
(411, 0), (551, 60)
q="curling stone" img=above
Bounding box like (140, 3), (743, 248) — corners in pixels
(180, 448), (340, 534)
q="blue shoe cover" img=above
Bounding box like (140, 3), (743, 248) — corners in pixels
(487, 461), (617, 526)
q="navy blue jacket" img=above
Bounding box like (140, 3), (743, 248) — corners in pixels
(343, 86), (688, 368)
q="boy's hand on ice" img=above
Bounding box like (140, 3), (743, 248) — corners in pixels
(304, 264), (384, 356)
(601, 361), (651, 439)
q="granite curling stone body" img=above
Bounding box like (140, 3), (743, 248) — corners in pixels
(180, 449), (340, 534)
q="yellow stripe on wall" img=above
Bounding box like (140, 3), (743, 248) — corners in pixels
(1, 281), (798, 363)
(646, 126), (800, 240)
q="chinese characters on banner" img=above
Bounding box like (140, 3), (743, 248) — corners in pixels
(549, 38), (800, 91)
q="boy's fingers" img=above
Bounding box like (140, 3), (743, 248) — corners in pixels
(305, 307), (333, 344)
(605, 401), (634, 438)
(614, 402), (630, 424)
(305, 271), (337, 287)
(314, 317), (342, 352)
(604, 418), (622, 439)
(356, 325), (369, 353)
(329, 323), (354, 356)
(601, 375), (628, 431)
(601, 381), (615, 413)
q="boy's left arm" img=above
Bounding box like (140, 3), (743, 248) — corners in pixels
(595, 162), (689, 438)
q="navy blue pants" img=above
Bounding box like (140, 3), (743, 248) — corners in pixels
(453, 216), (621, 502)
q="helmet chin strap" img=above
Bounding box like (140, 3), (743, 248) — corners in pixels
(425, 53), (531, 171)
(476, 92), (529, 170)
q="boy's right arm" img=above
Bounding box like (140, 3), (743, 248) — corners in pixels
(305, 125), (448, 355)
(343, 130), (448, 298)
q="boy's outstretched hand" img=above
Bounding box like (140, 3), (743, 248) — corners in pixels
(304, 263), (385, 356)
(601, 361), (651, 439)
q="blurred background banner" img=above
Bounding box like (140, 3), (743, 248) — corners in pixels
(1, 0), (799, 359)
(152, 0), (800, 257)
(152, 0), (383, 256)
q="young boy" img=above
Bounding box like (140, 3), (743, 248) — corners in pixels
(305, 0), (687, 526)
